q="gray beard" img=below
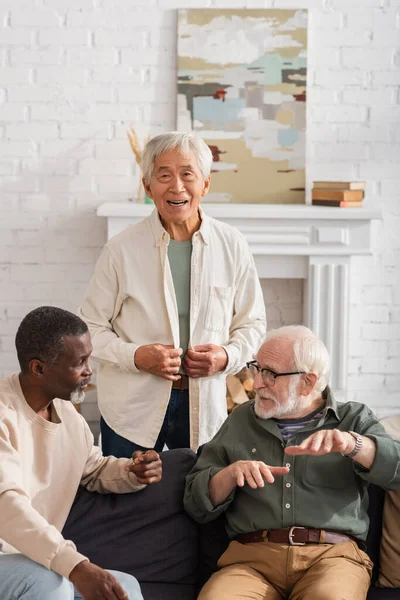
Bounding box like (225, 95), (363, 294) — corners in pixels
(70, 388), (85, 405)
(254, 376), (301, 420)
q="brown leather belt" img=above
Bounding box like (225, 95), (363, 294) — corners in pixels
(171, 375), (189, 390)
(236, 527), (355, 546)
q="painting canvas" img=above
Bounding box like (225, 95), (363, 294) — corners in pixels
(177, 9), (308, 204)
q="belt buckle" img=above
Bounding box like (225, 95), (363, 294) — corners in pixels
(288, 526), (306, 546)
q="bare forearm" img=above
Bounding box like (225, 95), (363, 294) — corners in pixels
(208, 466), (235, 507)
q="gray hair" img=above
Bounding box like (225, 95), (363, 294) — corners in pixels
(265, 325), (331, 396)
(141, 131), (213, 185)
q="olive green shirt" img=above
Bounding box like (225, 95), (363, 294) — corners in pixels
(167, 239), (192, 374)
(184, 389), (400, 541)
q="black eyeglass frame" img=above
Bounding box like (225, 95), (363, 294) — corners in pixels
(246, 360), (306, 382)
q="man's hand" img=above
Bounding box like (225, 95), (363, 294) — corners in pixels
(228, 460), (290, 489)
(284, 429), (355, 456)
(125, 450), (162, 485)
(69, 561), (128, 600)
(285, 428), (377, 470)
(183, 344), (228, 378)
(134, 344), (182, 381)
(209, 460), (289, 507)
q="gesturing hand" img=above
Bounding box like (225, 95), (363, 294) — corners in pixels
(134, 344), (182, 381)
(69, 561), (128, 600)
(229, 460), (289, 489)
(284, 429), (355, 456)
(183, 344), (228, 378)
(125, 450), (162, 485)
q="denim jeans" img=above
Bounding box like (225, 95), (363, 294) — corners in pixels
(0, 554), (143, 600)
(100, 388), (190, 457)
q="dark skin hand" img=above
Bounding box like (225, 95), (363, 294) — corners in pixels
(124, 450), (162, 485)
(69, 561), (128, 600)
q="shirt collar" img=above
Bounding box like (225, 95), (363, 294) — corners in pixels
(150, 205), (209, 247)
(251, 385), (340, 433)
(320, 386), (340, 421)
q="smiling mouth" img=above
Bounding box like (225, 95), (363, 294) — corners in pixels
(166, 200), (189, 206)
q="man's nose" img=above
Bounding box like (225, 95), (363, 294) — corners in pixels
(252, 370), (264, 390)
(169, 176), (185, 193)
(83, 361), (93, 377)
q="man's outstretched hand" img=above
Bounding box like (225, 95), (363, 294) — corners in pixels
(125, 450), (162, 485)
(228, 460), (290, 489)
(69, 561), (129, 600)
(284, 429), (355, 456)
(209, 460), (289, 507)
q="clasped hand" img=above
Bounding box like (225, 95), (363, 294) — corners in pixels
(134, 343), (228, 380)
(125, 450), (162, 485)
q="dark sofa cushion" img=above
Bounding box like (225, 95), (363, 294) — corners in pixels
(366, 483), (386, 585)
(63, 448), (198, 584)
(368, 589), (400, 600)
(140, 582), (197, 600)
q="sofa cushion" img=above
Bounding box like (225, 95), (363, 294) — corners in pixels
(198, 515), (229, 588)
(140, 582), (197, 600)
(368, 589), (400, 600)
(63, 448), (199, 584)
(366, 483), (385, 585)
(377, 416), (400, 589)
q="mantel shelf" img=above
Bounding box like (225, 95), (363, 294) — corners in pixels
(97, 202), (382, 222)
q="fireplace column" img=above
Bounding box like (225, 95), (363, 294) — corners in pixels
(304, 256), (350, 398)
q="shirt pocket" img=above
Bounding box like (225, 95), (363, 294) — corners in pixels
(302, 453), (355, 490)
(204, 285), (235, 333)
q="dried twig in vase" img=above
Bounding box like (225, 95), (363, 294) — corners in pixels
(127, 126), (149, 203)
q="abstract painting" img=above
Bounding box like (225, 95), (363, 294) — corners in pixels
(177, 9), (307, 204)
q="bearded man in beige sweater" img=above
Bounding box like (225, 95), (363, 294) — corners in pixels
(0, 306), (162, 600)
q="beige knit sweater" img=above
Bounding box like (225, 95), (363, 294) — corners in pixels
(0, 373), (144, 579)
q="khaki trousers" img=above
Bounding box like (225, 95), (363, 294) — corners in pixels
(198, 540), (373, 600)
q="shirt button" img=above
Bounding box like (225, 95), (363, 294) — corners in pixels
(285, 463), (291, 468)
(285, 503), (291, 509)
(286, 483), (291, 488)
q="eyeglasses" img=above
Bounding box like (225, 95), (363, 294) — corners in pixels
(246, 361), (305, 387)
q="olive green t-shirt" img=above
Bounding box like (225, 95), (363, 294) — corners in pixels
(168, 239), (192, 371)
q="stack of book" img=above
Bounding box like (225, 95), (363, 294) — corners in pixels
(311, 181), (365, 207)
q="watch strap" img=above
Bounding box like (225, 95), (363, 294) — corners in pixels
(342, 431), (363, 458)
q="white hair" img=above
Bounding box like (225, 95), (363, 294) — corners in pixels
(141, 131), (213, 185)
(265, 325), (331, 396)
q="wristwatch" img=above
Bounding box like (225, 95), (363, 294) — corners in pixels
(342, 431), (363, 459)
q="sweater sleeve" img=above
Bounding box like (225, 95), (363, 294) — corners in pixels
(0, 419), (88, 579)
(80, 417), (146, 494)
(77, 246), (140, 374)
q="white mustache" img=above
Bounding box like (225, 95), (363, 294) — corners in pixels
(256, 391), (276, 402)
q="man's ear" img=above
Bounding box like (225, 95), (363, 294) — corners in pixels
(201, 176), (211, 197)
(300, 372), (318, 395)
(142, 177), (153, 199)
(29, 359), (45, 378)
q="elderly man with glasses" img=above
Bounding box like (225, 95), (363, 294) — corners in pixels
(184, 325), (400, 600)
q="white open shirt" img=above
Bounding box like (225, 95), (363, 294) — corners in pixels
(78, 208), (266, 450)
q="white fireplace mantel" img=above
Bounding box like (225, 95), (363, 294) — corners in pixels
(96, 202), (382, 399)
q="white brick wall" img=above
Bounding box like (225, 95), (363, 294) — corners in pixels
(1, 0), (399, 429)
